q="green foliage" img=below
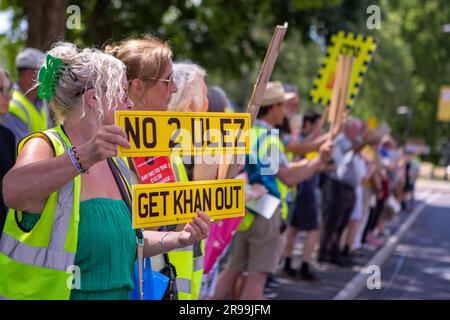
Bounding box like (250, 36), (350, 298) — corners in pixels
(0, 0), (449, 163)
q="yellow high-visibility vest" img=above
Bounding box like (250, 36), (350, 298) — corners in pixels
(8, 89), (49, 134)
(238, 125), (288, 232)
(168, 156), (204, 300)
(0, 126), (130, 299)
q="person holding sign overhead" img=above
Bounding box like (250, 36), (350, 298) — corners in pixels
(0, 42), (210, 300)
(212, 81), (333, 300)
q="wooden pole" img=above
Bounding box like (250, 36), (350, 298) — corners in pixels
(335, 55), (354, 129)
(219, 23), (289, 180)
(328, 54), (354, 142)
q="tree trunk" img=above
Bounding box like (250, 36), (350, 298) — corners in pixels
(25, 0), (68, 51)
(90, 0), (113, 47)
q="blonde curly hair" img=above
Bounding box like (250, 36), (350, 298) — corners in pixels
(38, 42), (126, 124)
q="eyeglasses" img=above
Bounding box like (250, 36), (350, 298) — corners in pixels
(149, 73), (174, 86)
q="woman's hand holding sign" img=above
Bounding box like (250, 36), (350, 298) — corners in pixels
(178, 210), (211, 246)
(143, 210), (211, 257)
(77, 125), (131, 169)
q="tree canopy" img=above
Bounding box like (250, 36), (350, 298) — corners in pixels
(0, 0), (449, 163)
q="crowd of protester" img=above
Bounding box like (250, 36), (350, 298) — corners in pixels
(0, 36), (421, 300)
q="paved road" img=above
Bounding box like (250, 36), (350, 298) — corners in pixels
(357, 186), (450, 300)
(272, 179), (450, 300)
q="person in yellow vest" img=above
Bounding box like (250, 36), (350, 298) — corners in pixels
(168, 61), (211, 300)
(2, 48), (52, 143)
(106, 37), (208, 300)
(212, 81), (333, 300)
(0, 42), (210, 300)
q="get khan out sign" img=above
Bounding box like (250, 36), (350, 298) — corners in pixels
(132, 179), (245, 228)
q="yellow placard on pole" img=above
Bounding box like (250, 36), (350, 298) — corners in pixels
(132, 179), (245, 228)
(437, 86), (450, 122)
(116, 111), (251, 156)
(310, 31), (377, 108)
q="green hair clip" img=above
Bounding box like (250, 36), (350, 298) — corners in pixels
(37, 54), (66, 101)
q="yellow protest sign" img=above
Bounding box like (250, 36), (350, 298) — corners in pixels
(116, 111), (251, 156)
(132, 179), (245, 228)
(310, 31), (377, 108)
(437, 86), (450, 122)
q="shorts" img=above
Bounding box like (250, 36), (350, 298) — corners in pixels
(290, 202), (319, 231)
(226, 209), (282, 274)
(289, 181), (319, 231)
(350, 185), (363, 221)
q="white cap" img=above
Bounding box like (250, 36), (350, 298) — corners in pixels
(16, 47), (45, 70)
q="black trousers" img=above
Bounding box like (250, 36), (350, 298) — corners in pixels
(362, 199), (385, 242)
(319, 178), (356, 262)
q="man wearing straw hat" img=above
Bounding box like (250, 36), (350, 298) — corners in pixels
(212, 81), (333, 300)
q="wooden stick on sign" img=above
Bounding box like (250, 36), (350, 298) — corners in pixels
(327, 55), (346, 143)
(247, 22), (289, 125)
(328, 54), (354, 142)
(219, 22), (289, 180)
(328, 55), (345, 125)
(334, 55), (354, 130)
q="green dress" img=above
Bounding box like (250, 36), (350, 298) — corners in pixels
(20, 198), (136, 300)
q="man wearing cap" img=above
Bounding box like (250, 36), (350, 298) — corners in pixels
(2, 48), (51, 143)
(212, 81), (333, 300)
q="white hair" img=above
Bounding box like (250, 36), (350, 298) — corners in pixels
(39, 42), (126, 124)
(168, 61), (206, 112)
(207, 86), (231, 113)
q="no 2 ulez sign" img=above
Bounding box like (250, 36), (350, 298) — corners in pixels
(116, 111), (251, 157)
(132, 179), (245, 228)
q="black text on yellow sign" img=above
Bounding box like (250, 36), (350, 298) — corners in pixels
(132, 179), (245, 228)
(116, 111), (251, 156)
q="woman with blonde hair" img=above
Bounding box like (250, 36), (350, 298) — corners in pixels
(0, 42), (210, 300)
(108, 37), (216, 300)
(105, 35), (177, 111)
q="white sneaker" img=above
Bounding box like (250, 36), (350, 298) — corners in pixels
(263, 288), (278, 299)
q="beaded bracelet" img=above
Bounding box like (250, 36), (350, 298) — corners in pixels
(68, 146), (88, 174)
